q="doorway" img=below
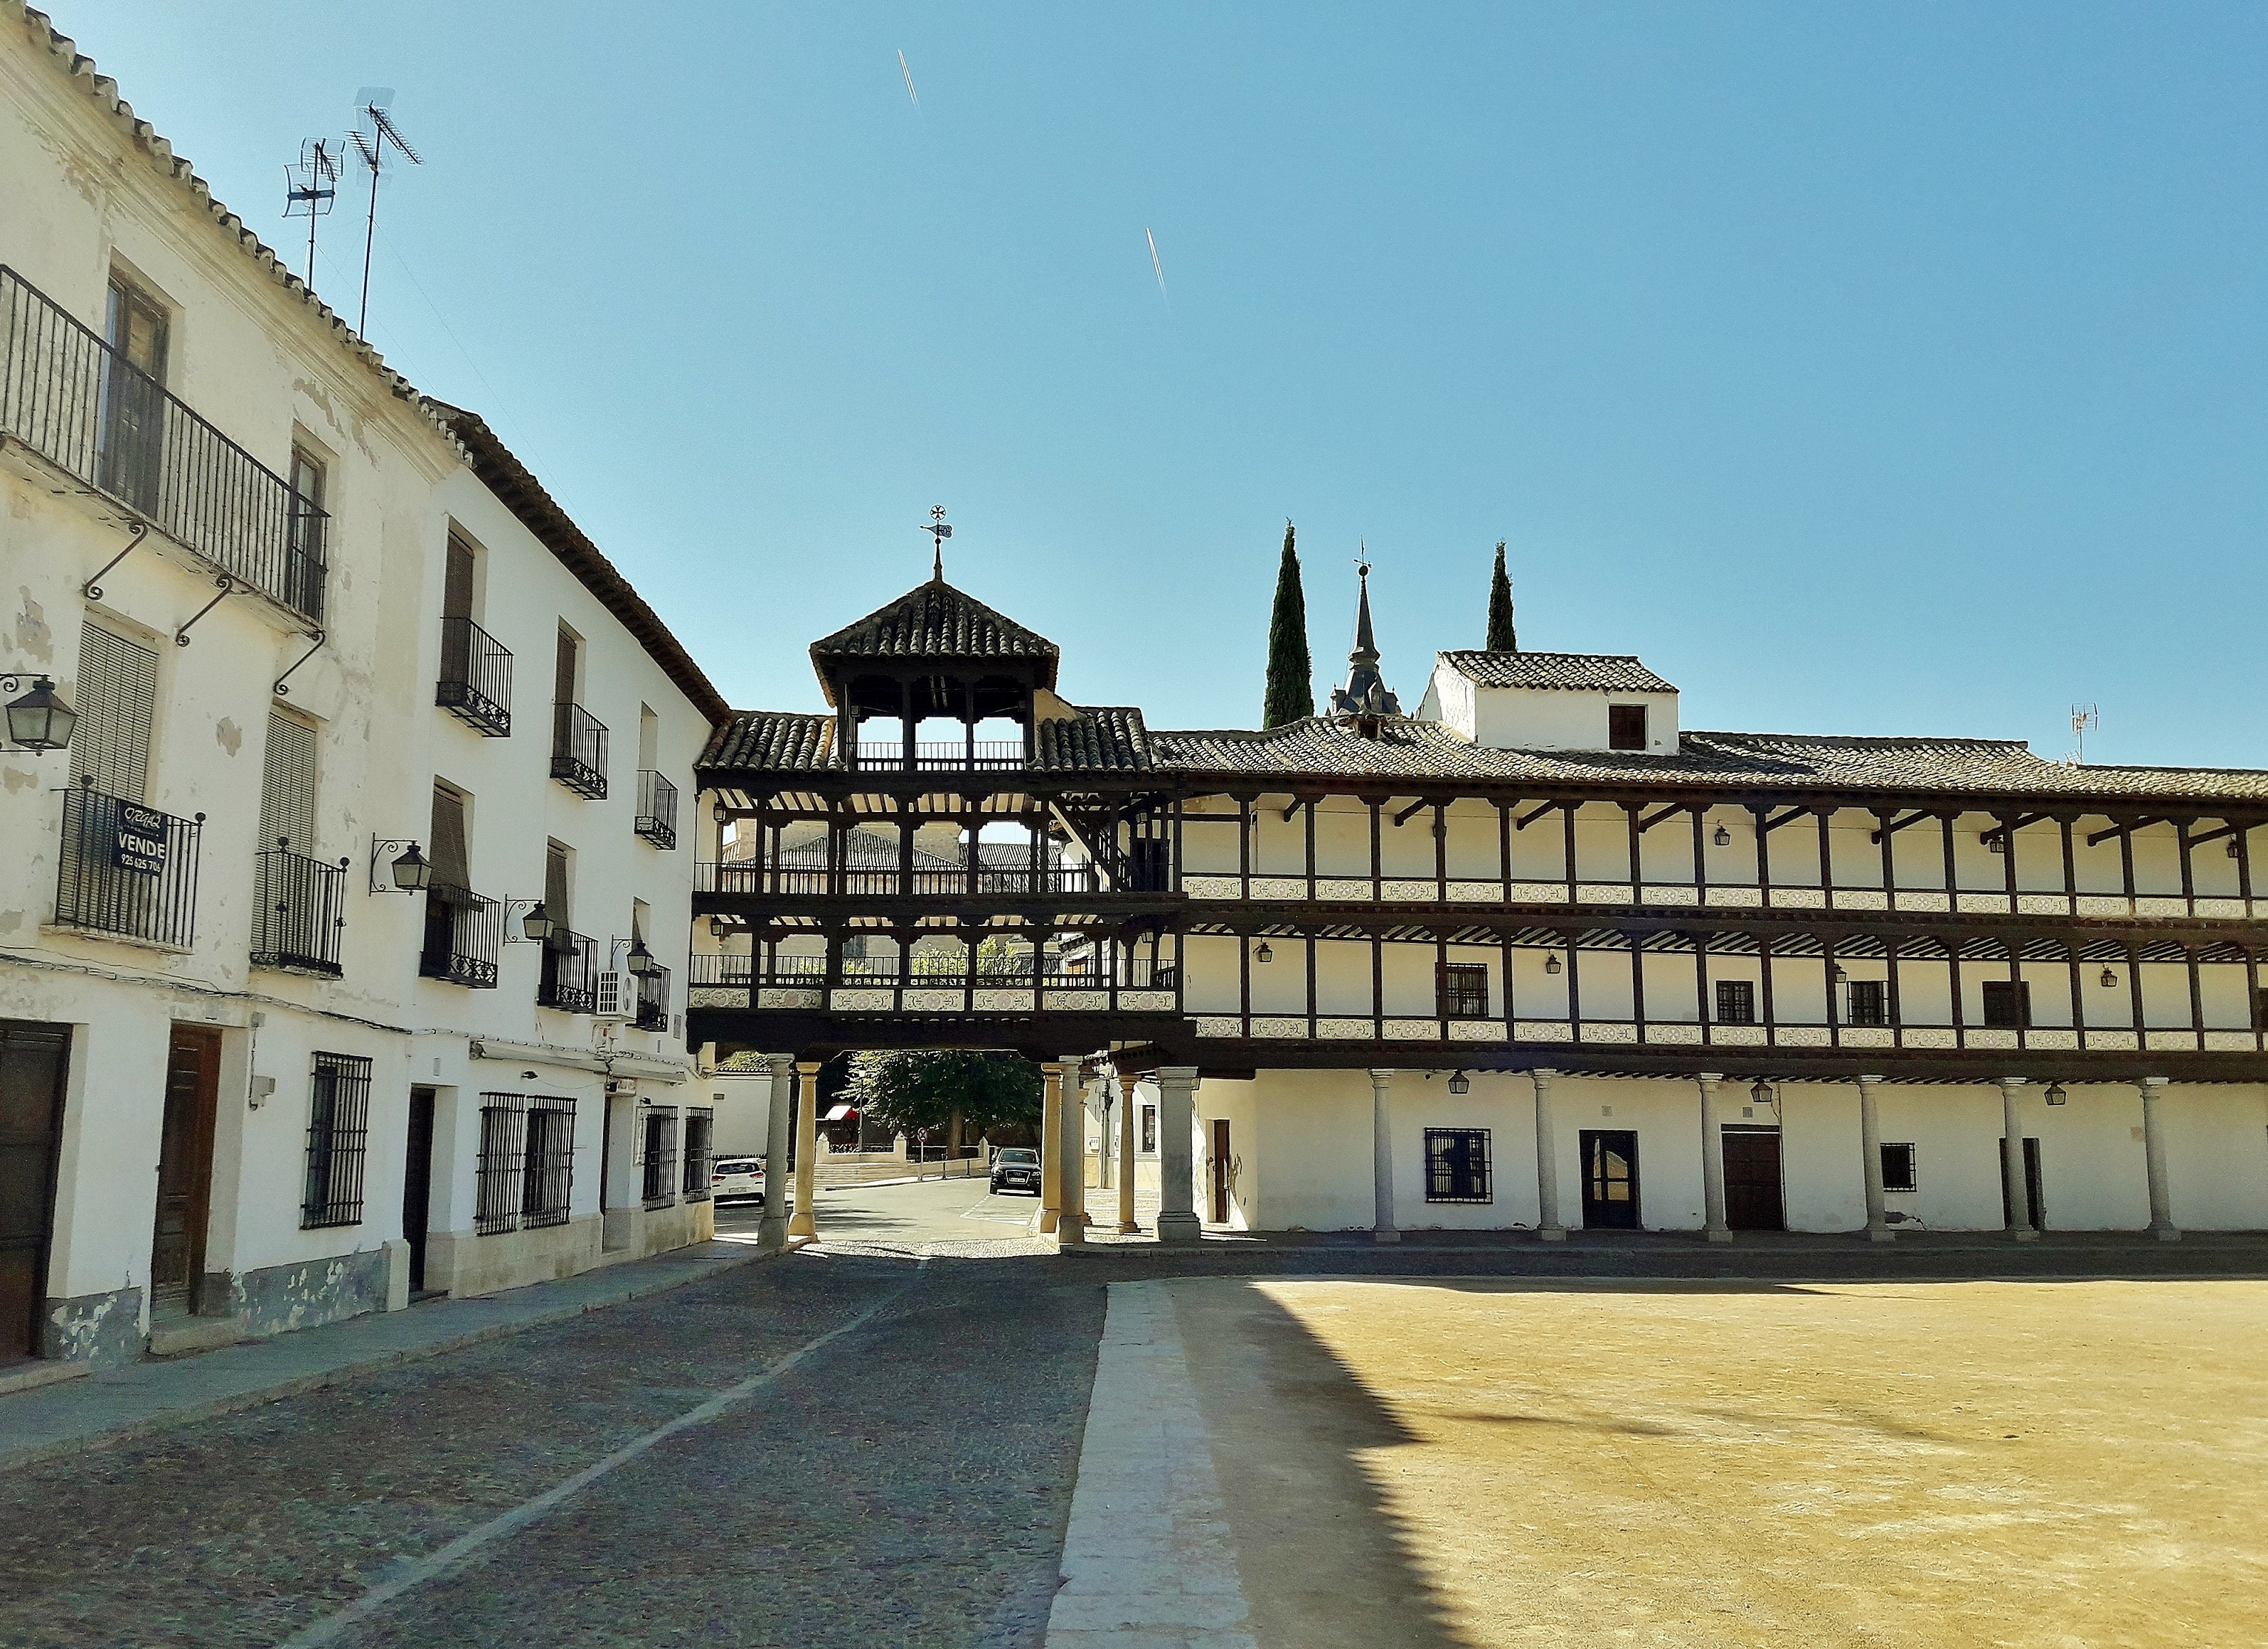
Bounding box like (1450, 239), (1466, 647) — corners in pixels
(1210, 1119), (1231, 1224)
(1720, 1126), (1786, 1231)
(1579, 1129), (1640, 1229)
(0, 1020), (70, 1360)
(151, 1026), (221, 1316)
(403, 1087), (435, 1295)
(2001, 1136), (2046, 1229)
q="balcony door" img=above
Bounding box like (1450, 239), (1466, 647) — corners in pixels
(0, 1020), (70, 1359)
(100, 274), (169, 513)
(151, 1026), (220, 1316)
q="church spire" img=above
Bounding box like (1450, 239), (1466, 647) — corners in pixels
(1328, 553), (1400, 729)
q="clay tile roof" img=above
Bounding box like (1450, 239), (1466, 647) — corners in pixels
(811, 580), (1059, 674)
(699, 711), (839, 772)
(1035, 706), (1151, 773)
(1439, 651), (1678, 693)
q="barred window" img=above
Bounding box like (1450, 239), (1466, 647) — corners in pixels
(300, 1052), (372, 1228)
(1982, 981), (2031, 1028)
(475, 1094), (528, 1234)
(1881, 1142), (1918, 1194)
(642, 1106), (679, 1207)
(1437, 964), (1489, 1020)
(1425, 1128), (1491, 1204)
(1847, 979), (1888, 1026)
(1715, 980), (1757, 1025)
(683, 1108), (714, 1201)
(521, 1097), (577, 1229)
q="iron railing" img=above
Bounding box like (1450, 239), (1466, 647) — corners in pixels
(635, 770), (678, 850)
(250, 844), (347, 975)
(551, 702), (607, 798)
(538, 927), (599, 1013)
(0, 266), (328, 619)
(698, 862), (1102, 897)
(301, 1052), (373, 1228)
(437, 617), (512, 737)
(54, 781), (202, 949)
(682, 1109), (713, 1201)
(849, 739), (1027, 772)
(521, 1099), (576, 1229)
(688, 953), (1173, 993)
(420, 884), (502, 988)
(635, 963), (671, 1032)
(474, 1095), (526, 1234)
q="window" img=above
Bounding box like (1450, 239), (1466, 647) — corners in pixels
(521, 1099), (577, 1228)
(1425, 1128), (1492, 1203)
(1981, 981), (2032, 1029)
(72, 622), (158, 801)
(2256, 989), (2268, 1034)
(100, 274), (168, 511)
(474, 1094), (528, 1234)
(683, 1109), (714, 1200)
(287, 445), (326, 616)
(300, 1052), (372, 1228)
(1715, 979), (1757, 1025)
(1608, 704), (1648, 751)
(444, 530), (478, 623)
(1141, 1104), (1157, 1154)
(642, 1106), (679, 1207)
(1847, 979), (1888, 1027)
(259, 712), (319, 853)
(1438, 964), (1489, 1020)
(1880, 1142), (1918, 1194)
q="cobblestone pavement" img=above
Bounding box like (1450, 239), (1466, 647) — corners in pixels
(4, 1179), (2262, 1649)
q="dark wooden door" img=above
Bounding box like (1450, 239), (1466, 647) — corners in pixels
(0, 1021), (70, 1360)
(403, 1088), (435, 1294)
(151, 1027), (220, 1313)
(101, 276), (169, 513)
(1721, 1128), (1785, 1230)
(1210, 1119), (1230, 1224)
(1580, 1129), (1640, 1229)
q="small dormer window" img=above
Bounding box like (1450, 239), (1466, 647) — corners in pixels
(1608, 704), (1648, 751)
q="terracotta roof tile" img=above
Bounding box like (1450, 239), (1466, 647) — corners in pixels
(1439, 651), (1678, 693)
(811, 580), (1058, 669)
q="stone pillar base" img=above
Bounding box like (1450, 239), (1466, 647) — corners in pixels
(757, 1215), (789, 1251)
(1373, 1227), (1401, 1244)
(1154, 1212), (1203, 1244)
(1034, 1207), (1060, 1234)
(787, 1212), (816, 1239)
(1114, 1218), (1141, 1235)
(1866, 1226), (1896, 1244)
(2152, 1224), (2183, 1242)
(1537, 1225), (1567, 1243)
(1706, 1227), (1733, 1244)
(2011, 1227), (2038, 1242)
(1055, 1213), (1087, 1252)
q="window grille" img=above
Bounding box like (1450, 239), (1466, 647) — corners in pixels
(1438, 964), (1489, 1020)
(1141, 1104), (1157, 1153)
(642, 1106), (679, 1207)
(300, 1052), (372, 1228)
(474, 1094), (528, 1234)
(521, 1097), (577, 1229)
(1880, 1142), (1918, 1194)
(683, 1108), (714, 1201)
(1425, 1128), (1492, 1203)
(1847, 979), (1888, 1026)
(1715, 979), (1757, 1025)
(1981, 981), (2031, 1029)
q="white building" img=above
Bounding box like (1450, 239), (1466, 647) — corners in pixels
(0, 6), (726, 1367)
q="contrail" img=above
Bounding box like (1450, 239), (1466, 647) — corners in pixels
(1146, 227), (1167, 301)
(898, 50), (918, 107)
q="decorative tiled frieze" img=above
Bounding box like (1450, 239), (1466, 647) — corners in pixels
(1704, 886), (1762, 908)
(1577, 883), (1629, 904)
(1448, 881), (1503, 903)
(1318, 1018), (1375, 1040)
(2025, 1029), (2078, 1050)
(1196, 1017), (1242, 1038)
(1769, 887), (1827, 909)
(689, 987), (745, 1009)
(1774, 1025), (1831, 1047)
(1956, 893), (2012, 915)
(2196, 897), (2248, 919)
(1901, 1027), (1956, 1049)
(2135, 897), (2188, 918)
(1118, 991), (1176, 1012)
(1252, 1017), (1309, 1039)
(829, 988), (893, 1013)
(1838, 1027), (1895, 1049)
(1045, 990), (1109, 1013)
(2085, 1030), (2139, 1051)
(1380, 879), (1436, 902)
(902, 989), (964, 1012)
(1383, 1018), (1443, 1040)
(1641, 885), (1700, 906)
(1964, 1028), (2019, 1050)
(1709, 1025), (1766, 1047)
(1513, 1020), (1572, 1042)
(2204, 1030), (2257, 1052)
(1183, 876), (1239, 900)
(973, 989), (1035, 1013)
(1578, 1023), (1636, 1044)
(1316, 878), (1373, 900)
(2074, 895), (2129, 916)
(1831, 889), (1889, 911)
(1895, 891), (1952, 912)
(2016, 894), (2070, 915)
(1508, 882), (1570, 903)
(1250, 877), (1306, 900)
(757, 988), (823, 1010)
(1644, 1023), (1703, 1045)
(1449, 1020), (1508, 1042)
(2145, 1030), (2200, 1052)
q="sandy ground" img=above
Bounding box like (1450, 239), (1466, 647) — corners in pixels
(1178, 1276), (2268, 1649)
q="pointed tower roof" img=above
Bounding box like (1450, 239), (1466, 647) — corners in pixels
(810, 579), (1060, 670)
(1327, 557), (1402, 721)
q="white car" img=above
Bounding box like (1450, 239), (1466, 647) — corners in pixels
(712, 1156), (765, 1205)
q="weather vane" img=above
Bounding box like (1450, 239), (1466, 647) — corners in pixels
(922, 506), (952, 582)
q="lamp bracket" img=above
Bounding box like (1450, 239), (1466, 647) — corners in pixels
(174, 575), (235, 648)
(504, 898), (549, 943)
(370, 837), (421, 896)
(84, 519), (150, 602)
(273, 629), (327, 698)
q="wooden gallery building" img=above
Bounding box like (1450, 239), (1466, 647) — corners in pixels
(689, 564), (2268, 1243)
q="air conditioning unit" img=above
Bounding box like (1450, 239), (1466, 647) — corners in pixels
(593, 971), (632, 1019)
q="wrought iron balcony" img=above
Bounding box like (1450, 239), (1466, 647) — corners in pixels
(696, 861), (1105, 898)
(537, 927), (599, 1013)
(53, 780), (203, 949)
(551, 702), (607, 799)
(634, 963), (671, 1032)
(436, 616), (512, 737)
(0, 266), (328, 620)
(635, 770), (678, 850)
(250, 843), (347, 975)
(418, 883), (502, 988)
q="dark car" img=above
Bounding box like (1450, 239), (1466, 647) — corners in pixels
(990, 1147), (1042, 1195)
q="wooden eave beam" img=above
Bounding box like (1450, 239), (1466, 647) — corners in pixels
(1868, 809), (1935, 844)
(1514, 801), (1563, 831)
(1391, 798), (1437, 826)
(1978, 812), (2048, 848)
(2087, 816), (2166, 848)
(1756, 806), (1811, 835)
(1634, 804), (1686, 833)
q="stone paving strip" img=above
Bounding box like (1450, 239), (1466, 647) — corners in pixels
(1046, 1281), (1257, 1649)
(0, 1239), (773, 1469)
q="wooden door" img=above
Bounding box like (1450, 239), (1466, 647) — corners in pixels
(1721, 1128), (1785, 1231)
(101, 275), (169, 511)
(1579, 1129), (1640, 1229)
(0, 1021), (70, 1359)
(403, 1088), (435, 1294)
(1210, 1119), (1230, 1224)
(151, 1027), (220, 1314)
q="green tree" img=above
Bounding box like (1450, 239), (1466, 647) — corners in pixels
(1262, 519), (1314, 727)
(1485, 540), (1517, 651)
(839, 1050), (1043, 1138)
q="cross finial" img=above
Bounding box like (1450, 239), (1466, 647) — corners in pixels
(923, 506), (952, 582)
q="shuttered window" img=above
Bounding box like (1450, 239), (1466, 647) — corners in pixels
(545, 842), (572, 930)
(429, 785), (471, 890)
(444, 532), (476, 621)
(71, 623), (158, 801)
(554, 629), (578, 707)
(258, 713), (319, 853)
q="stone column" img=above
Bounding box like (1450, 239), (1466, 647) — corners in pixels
(1370, 1067), (1400, 1243)
(1857, 1073), (1892, 1244)
(1056, 1062), (1087, 1249)
(1999, 1077), (2036, 1242)
(1698, 1072), (1731, 1243)
(789, 1060), (821, 1239)
(1035, 1061), (1063, 1235)
(2141, 1076), (2179, 1241)
(760, 1055), (792, 1250)
(1117, 1069), (1141, 1234)
(1532, 1068), (1565, 1240)
(1154, 1066), (1203, 1243)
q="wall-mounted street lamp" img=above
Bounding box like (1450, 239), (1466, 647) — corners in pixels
(506, 900), (555, 944)
(1713, 823), (1731, 848)
(2, 675), (77, 752)
(1543, 952), (1562, 975)
(1447, 1069), (1471, 1096)
(1832, 964), (1848, 983)
(2100, 966), (2119, 988)
(370, 838), (430, 895)
(1253, 940), (1273, 964)
(2044, 1082), (2067, 1106)
(627, 936), (659, 977)
(1750, 1077), (1773, 1107)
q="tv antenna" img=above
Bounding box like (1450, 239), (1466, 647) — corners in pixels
(2069, 703), (2099, 766)
(922, 505), (952, 582)
(283, 138), (340, 289)
(348, 88), (422, 336)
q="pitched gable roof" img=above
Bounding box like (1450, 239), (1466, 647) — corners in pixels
(1439, 651), (1678, 693)
(810, 580), (1059, 676)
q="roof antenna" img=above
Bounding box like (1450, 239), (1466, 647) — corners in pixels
(283, 137), (340, 290)
(2068, 703), (2099, 767)
(922, 505), (952, 582)
(348, 89), (422, 337)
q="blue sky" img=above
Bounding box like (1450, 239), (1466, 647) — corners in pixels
(78, 3), (2268, 762)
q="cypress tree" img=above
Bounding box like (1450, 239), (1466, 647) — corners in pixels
(1485, 539), (1518, 651)
(1262, 521), (1315, 727)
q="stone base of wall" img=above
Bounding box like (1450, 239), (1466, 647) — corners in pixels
(601, 1198), (715, 1261)
(230, 1247), (392, 1339)
(425, 1214), (604, 1298)
(43, 1286), (144, 1367)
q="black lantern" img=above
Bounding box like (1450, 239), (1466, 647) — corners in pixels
(522, 902), (555, 943)
(2044, 1082), (2067, 1106)
(627, 936), (659, 977)
(1447, 1069), (1471, 1096)
(3, 675), (76, 752)
(2100, 966), (2118, 989)
(1713, 823), (1731, 848)
(391, 843), (432, 891)
(1543, 952), (1561, 975)
(1750, 1077), (1773, 1107)
(1253, 940), (1273, 964)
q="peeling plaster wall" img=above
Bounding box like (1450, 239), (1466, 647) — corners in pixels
(43, 1284), (143, 1367)
(230, 1246), (389, 1338)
